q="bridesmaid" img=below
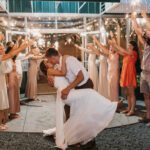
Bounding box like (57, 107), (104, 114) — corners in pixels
(5, 43), (20, 119)
(5, 38), (34, 119)
(0, 44), (12, 130)
(91, 36), (119, 102)
(75, 44), (99, 91)
(88, 37), (108, 98)
(26, 44), (44, 100)
(0, 34), (32, 129)
(112, 38), (138, 116)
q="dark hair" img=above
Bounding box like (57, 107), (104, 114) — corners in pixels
(6, 41), (13, 47)
(5, 42), (17, 61)
(142, 33), (150, 46)
(40, 60), (47, 76)
(129, 41), (139, 52)
(45, 48), (59, 58)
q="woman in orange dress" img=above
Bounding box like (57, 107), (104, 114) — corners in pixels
(113, 40), (138, 116)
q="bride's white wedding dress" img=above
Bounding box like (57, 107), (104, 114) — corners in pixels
(43, 77), (117, 149)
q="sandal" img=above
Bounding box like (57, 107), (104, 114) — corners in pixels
(0, 124), (8, 131)
(126, 111), (135, 116)
(121, 109), (129, 114)
(9, 114), (20, 119)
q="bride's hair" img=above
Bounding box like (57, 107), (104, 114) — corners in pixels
(45, 48), (59, 58)
(40, 60), (47, 76)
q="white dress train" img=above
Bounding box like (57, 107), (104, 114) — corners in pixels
(43, 77), (117, 149)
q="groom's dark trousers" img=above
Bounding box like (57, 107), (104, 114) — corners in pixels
(65, 78), (94, 120)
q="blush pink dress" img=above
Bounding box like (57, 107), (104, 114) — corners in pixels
(7, 60), (20, 114)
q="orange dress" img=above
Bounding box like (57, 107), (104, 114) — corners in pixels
(120, 51), (137, 87)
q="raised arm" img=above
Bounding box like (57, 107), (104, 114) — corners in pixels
(92, 35), (109, 56)
(30, 54), (45, 60)
(141, 11), (150, 31)
(111, 38), (132, 56)
(75, 44), (97, 55)
(131, 13), (146, 46)
(2, 39), (34, 61)
(12, 36), (22, 50)
(87, 43), (105, 56)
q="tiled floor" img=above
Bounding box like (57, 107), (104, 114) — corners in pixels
(5, 95), (142, 133)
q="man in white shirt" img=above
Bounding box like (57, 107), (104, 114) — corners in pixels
(45, 48), (93, 119)
(46, 48), (93, 97)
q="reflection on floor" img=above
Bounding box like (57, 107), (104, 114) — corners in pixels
(5, 95), (143, 133)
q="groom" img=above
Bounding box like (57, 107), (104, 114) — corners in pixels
(45, 48), (93, 119)
(45, 48), (93, 96)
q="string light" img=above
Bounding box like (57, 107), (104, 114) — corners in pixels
(38, 38), (45, 46)
(125, 14), (129, 19)
(67, 38), (72, 44)
(54, 41), (59, 49)
(86, 26), (92, 31)
(131, 0), (140, 6)
(10, 22), (15, 27)
(105, 20), (108, 25)
(2, 20), (7, 26)
(80, 32), (86, 37)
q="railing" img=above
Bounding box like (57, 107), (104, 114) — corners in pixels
(8, 0), (101, 14)
(100, 2), (119, 14)
(0, 0), (8, 11)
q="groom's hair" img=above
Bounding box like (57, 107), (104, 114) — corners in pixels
(45, 48), (59, 58)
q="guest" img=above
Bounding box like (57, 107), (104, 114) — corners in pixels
(90, 36), (119, 102)
(13, 36), (23, 87)
(75, 44), (99, 91)
(112, 38), (138, 116)
(0, 43), (12, 130)
(0, 34), (32, 128)
(132, 12), (150, 124)
(15, 53), (23, 87)
(26, 44), (44, 100)
(87, 38), (108, 98)
(4, 37), (34, 119)
(5, 43), (20, 119)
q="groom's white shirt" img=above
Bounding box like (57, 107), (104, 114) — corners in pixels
(65, 56), (89, 87)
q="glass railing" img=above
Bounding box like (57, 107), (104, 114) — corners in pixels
(8, 0), (101, 14)
(0, 0), (8, 10)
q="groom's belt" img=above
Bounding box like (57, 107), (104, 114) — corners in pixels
(75, 78), (94, 90)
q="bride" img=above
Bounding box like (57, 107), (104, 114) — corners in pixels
(40, 58), (118, 149)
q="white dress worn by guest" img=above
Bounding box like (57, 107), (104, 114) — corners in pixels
(88, 54), (98, 90)
(98, 55), (108, 98)
(43, 77), (117, 149)
(15, 53), (24, 87)
(0, 58), (12, 124)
